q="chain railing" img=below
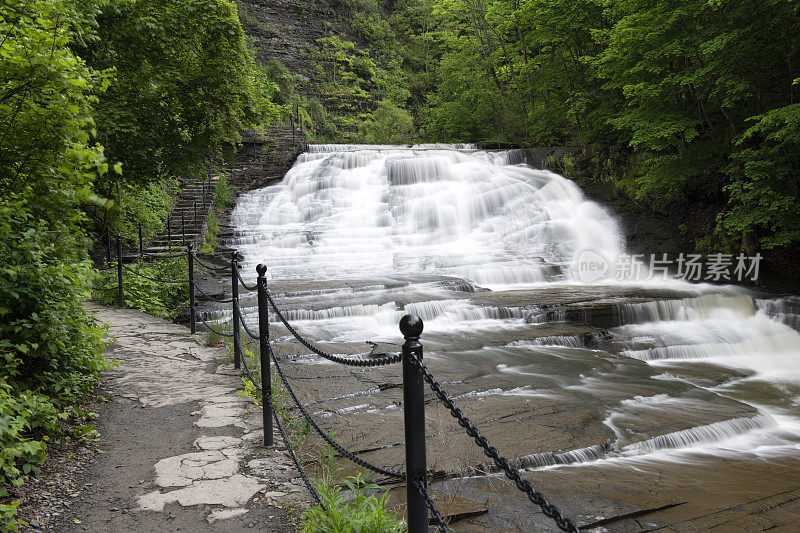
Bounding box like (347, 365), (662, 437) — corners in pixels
(408, 349), (580, 532)
(101, 236), (582, 532)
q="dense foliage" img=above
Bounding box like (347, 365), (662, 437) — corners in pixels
(80, 0), (279, 242)
(311, 0), (799, 265)
(420, 0), (798, 256)
(0, 0), (274, 527)
(0, 0), (112, 527)
(94, 258), (189, 320)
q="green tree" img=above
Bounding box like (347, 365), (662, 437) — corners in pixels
(84, 0), (269, 186)
(359, 99), (415, 143)
(0, 0), (110, 395)
(720, 103), (800, 250)
(0, 0), (112, 525)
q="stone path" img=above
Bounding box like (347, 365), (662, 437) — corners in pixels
(56, 302), (312, 532)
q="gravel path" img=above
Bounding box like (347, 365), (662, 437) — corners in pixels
(30, 302), (311, 532)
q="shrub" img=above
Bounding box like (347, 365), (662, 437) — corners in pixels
(94, 257), (189, 320)
(0, 1), (113, 528)
(358, 100), (414, 145)
(105, 180), (177, 247)
(300, 474), (406, 533)
(214, 175), (233, 209)
(0, 381), (63, 531)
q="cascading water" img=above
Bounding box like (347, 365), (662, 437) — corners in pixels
(226, 145), (800, 510)
(233, 145), (624, 285)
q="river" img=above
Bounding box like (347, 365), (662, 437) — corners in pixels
(219, 144), (800, 529)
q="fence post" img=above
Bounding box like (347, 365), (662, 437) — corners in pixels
(138, 223), (143, 258)
(193, 199), (197, 227)
(167, 215), (171, 248)
(400, 314), (427, 532)
(231, 252), (241, 370)
(202, 183), (206, 209)
(181, 211), (186, 246)
(256, 264), (273, 446)
(188, 243), (196, 334)
(116, 234), (124, 307)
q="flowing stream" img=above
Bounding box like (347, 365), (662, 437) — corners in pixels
(224, 145), (800, 511)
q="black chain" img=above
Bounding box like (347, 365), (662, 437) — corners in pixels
(121, 264), (187, 284)
(237, 306), (260, 340)
(266, 391), (324, 508)
(240, 352), (262, 392)
(413, 478), (449, 532)
(408, 353), (580, 533)
(193, 282), (234, 303)
(196, 311), (234, 337)
(268, 345), (405, 479)
(237, 351), (322, 507)
(124, 287), (186, 311)
(97, 284), (118, 292)
(141, 251), (186, 259)
(266, 292), (402, 367)
(237, 270), (258, 291)
(191, 253), (231, 272)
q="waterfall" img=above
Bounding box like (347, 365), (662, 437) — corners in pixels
(228, 144), (800, 469)
(231, 145), (625, 285)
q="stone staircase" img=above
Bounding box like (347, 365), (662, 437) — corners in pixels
(126, 122), (306, 259)
(208, 124), (306, 255)
(228, 123), (306, 191)
(142, 177), (218, 255)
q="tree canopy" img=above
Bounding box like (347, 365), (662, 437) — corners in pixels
(0, 0), (275, 525)
(367, 0), (800, 255)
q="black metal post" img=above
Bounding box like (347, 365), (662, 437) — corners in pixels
(167, 215), (171, 247)
(181, 211), (186, 245)
(400, 314), (427, 532)
(202, 183), (206, 209)
(138, 223), (143, 257)
(193, 199), (197, 227)
(231, 252), (241, 370)
(256, 264), (273, 446)
(116, 234), (124, 307)
(188, 244), (196, 334)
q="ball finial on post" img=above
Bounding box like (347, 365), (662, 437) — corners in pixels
(399, 314), (424, 339)
(256, 263), (267, 277)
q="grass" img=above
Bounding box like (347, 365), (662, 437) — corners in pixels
(300, 474), (406, 533)
(200, 211), (218, 254)
(200, 174), (229, 254)
(214, 174), (232, 209)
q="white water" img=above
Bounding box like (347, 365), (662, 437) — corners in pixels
(230, 144), (800, 469)
(232, 146), (624, 285)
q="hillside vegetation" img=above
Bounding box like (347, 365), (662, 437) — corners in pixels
(285, 0), (799, 273)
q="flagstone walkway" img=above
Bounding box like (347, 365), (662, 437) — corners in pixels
(54, 303), (311, 532)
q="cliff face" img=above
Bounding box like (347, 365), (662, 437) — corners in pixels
(236, 0), (332, 76)
(230, 0), (382, 187)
